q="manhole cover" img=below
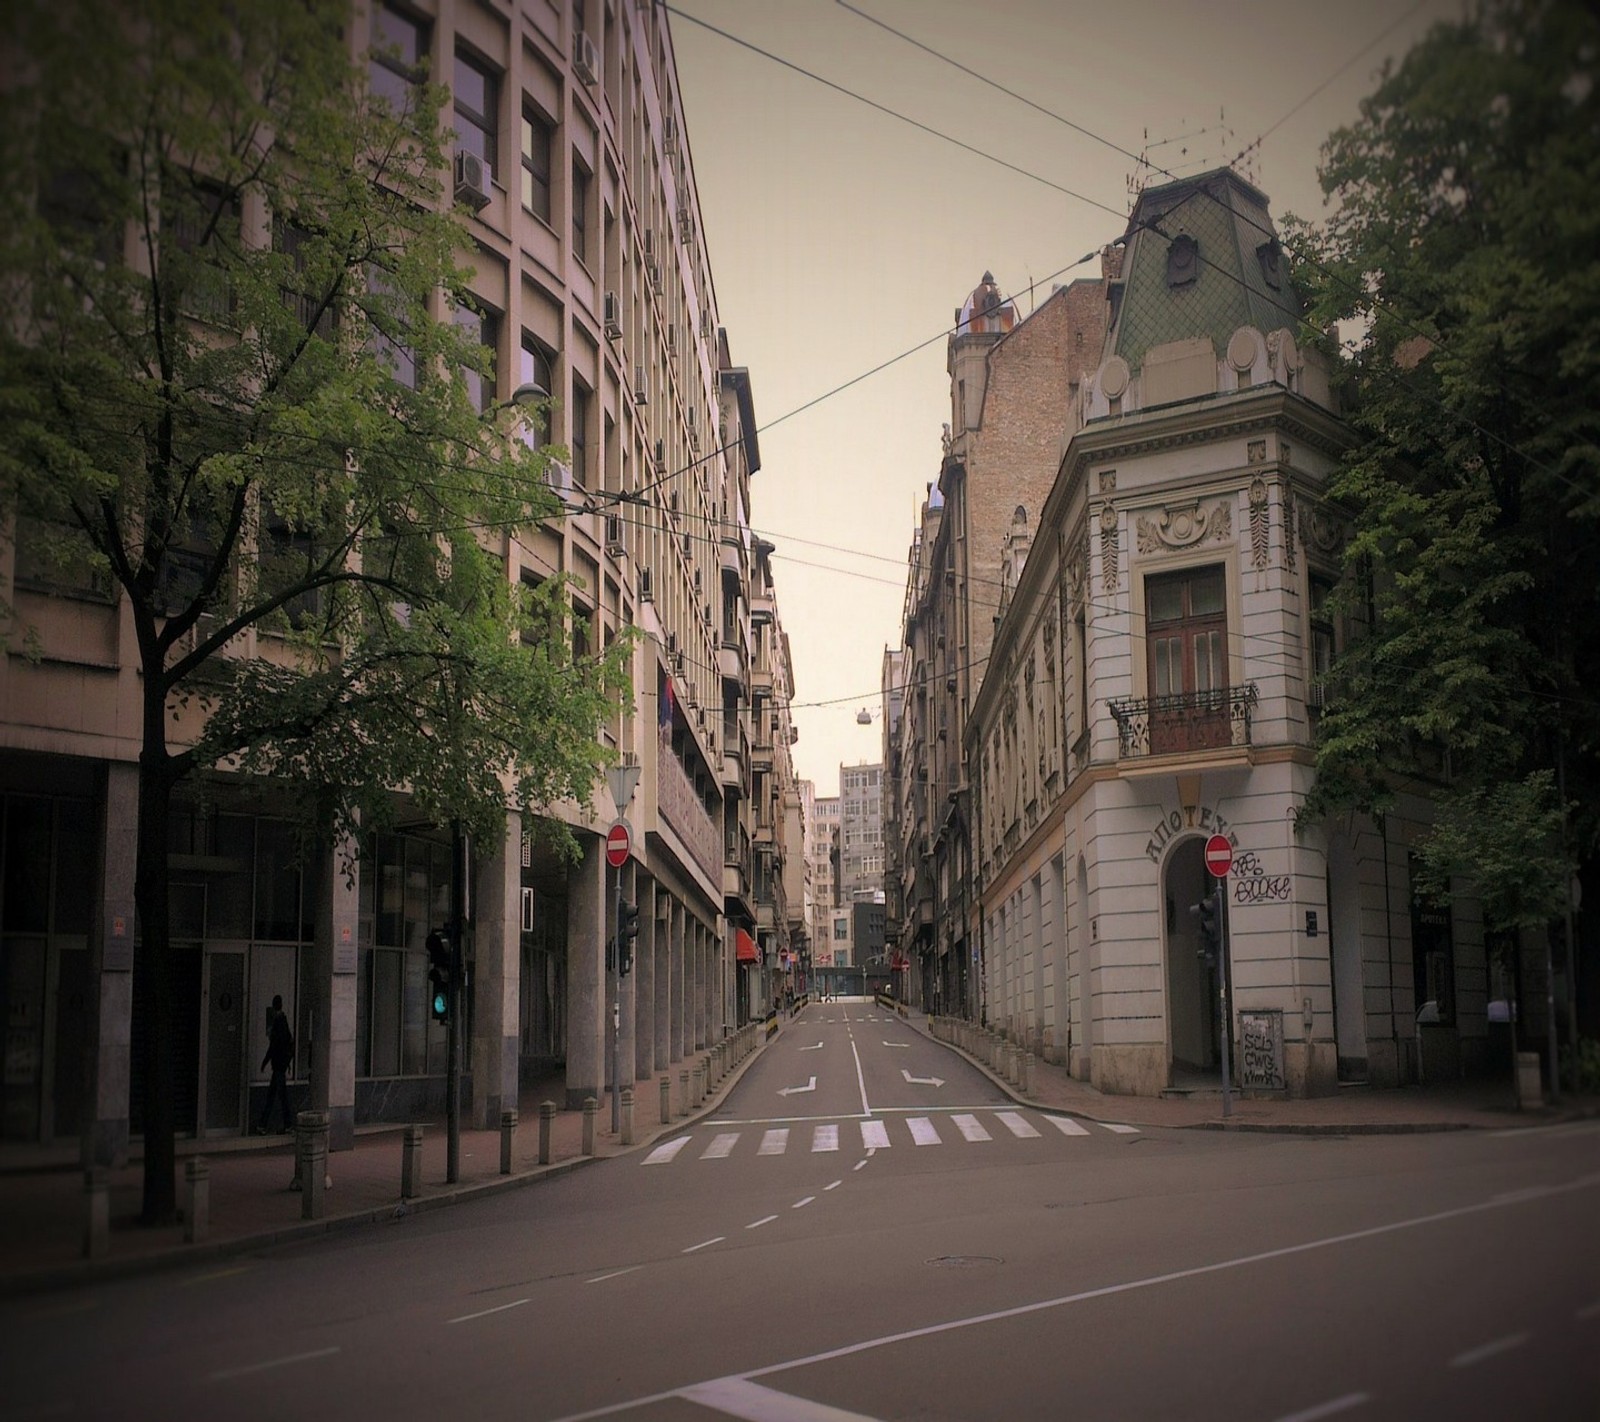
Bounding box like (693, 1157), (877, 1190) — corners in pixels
(925, 1255), (1002, 1269)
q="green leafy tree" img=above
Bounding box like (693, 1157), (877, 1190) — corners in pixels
(0, 0), (630, 1222)
(1295, 1), (1599, 943)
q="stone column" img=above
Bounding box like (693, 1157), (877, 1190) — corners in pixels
(84, 762), (136, 1169)
(470, 811), (521, 1129)
(565, 835), (606, 1107)
(670, 898), (686, 1062)
(654, 887), (672, 1069)
(634, 876), (656, 1080)
(312, 828), (360, 1151)
(688, 919), (701, 1050)
(617, 861), (637, 1093)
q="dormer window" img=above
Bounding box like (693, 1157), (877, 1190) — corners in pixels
(1166, 233), (1199, 288)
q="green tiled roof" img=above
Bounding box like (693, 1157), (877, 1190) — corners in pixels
(1112, 169), (1303, 373)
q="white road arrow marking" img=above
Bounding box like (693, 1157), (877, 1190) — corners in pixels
(778, 1076), (817, 1096)
(901, 1069), (945, 1087)
(799, 1041), (825, 1051)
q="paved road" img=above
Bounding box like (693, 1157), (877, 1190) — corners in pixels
(4, 1000), (1598, 1421)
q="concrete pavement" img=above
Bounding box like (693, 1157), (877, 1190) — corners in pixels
(3, 998), (1592, 1296)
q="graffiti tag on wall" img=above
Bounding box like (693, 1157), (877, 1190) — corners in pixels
(1230, 850), (1291, 906)
(1238, 1009), (1285, 1091)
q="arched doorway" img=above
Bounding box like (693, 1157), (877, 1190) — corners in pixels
(1164, 836), (1222, 1083)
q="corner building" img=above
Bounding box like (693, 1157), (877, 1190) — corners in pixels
(0, 0), (774, 1154)
(966, 170), (1490, 1096)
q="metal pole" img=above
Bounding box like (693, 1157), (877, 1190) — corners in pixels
(1217, 871), (1233, 1119)
(611, 861), (622, 1136)
(447, 819), (464, 1184)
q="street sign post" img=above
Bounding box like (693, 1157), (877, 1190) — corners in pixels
(1204, 833), (1234, 877)
(606, 820), (631, 868)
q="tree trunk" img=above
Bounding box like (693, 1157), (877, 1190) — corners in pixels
(136, 686), (177, 1225)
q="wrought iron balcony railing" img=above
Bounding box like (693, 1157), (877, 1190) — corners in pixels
(1107, 684), (1259, 759)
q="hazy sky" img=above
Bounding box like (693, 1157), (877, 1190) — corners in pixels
(670, 0), (1455, 797)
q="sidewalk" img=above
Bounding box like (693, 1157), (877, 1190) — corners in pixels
(0, 1022), (773, 1297)
(902, 1003), (1600, 1135)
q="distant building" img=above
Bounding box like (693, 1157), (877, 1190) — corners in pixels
(839, 762), (884, 903)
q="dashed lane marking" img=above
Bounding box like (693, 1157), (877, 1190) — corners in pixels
(449, 1299), (529, 1325)
(207, 1347), (341, 1382)
(1272, 1392), (1371, 1422)
(1449, 1332), (1529, 1368)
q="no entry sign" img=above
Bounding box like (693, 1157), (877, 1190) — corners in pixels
(1204, 833), (1234, 877)
(605, 820), (631, 868)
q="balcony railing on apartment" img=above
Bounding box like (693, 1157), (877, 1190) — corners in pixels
(1107, 684), (1259, 759)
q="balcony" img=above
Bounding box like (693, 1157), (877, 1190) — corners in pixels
(1107, 684), (1259, 760)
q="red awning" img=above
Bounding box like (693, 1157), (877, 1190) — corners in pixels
(736, 929), (758, 963)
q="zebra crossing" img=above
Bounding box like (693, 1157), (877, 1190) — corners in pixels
(641, 1111), (1136, 1165)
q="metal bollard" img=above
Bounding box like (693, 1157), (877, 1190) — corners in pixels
(582, 1097), (597, 1156)
(660, 1075), (672, 1125)
(83, 1167), (109, 1260)
(183, 1157), (210, 1244)
(297, 1110), (329, 1221)
(538, 1101), (554, 1165)
(500, 1109), (518, 1175)
(1022, 1052), (1033, 1094)
(402, 1124), (424, 1198)
(679, 1069), (689, 1118)
(621, 1087), (635, 1147)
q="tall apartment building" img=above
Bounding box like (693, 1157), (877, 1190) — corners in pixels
(964, 168), (1481, 1097)
(806, 791), (840, 961)
(0, 0), (783, 1155)
(887, 266), (1109, 1017)
(839, 762), (884, 904)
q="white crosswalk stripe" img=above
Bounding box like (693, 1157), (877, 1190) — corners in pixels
(1047, 1116), (1090, 1137)
(642, 1112), (1143, 1164)
(996, 1111), (1041, 1139)
(907, 1117), (941, 1146)
(951, 1114), (991, 1142)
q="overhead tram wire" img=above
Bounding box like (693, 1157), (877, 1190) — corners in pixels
(828, 0), (1577, 498)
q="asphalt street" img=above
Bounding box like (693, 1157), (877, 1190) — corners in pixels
(3, 999), (1597, 1421)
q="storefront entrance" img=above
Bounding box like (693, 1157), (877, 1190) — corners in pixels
(1164, 836), (1223, 1082)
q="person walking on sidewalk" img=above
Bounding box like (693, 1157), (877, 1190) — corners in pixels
(256, 995), (295, 1134)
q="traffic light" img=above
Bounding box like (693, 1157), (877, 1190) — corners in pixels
(426, 930), (451, 1024)
(619, 902), (640, 977)
(1191, 893), (1221, 964)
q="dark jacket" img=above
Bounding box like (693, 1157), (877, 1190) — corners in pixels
(262, 1011), (294, 1074)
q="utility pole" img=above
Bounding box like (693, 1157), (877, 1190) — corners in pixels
(447, 820), (467, 1184)
(605, 762), (641, 1137)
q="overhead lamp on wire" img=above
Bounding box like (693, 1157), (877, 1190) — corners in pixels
(856, 707), (877, 725)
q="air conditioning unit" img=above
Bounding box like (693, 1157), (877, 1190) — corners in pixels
(643, 228), (656, 260)
(454, 149), (490, 210)
(688, 428), (699, 452)
(666, 327), (676, 355)
(603, 291), (622, 340)
(667, 631), (678, 656)
(663, 115), (679, 156)
(693, 569), (702, 594)
(646, 259), (661, 289)
(605, 514), (626, 558)
(677, 206), (695, 243)
(638, 566), (654, 601)
(573, 30), (601, 87)
(634, 366), (647, 404)
(654, 438), (666, 473)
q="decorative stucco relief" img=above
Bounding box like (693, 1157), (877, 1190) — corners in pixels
(1282, 487), (1298, 571)
(1099, 505), (1120, 594)
(1298, 502), (1345, 557)
(1135, 500), (1233, 556)
(1249, 478), (1270, 570)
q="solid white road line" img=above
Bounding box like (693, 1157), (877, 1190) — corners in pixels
(1101, 1123), (1140, 1134)
(208, 1347), (341, 1382)
(852, 1159), (869, 1171)
(996, 1111), (1040, 1139)
(448, 1299), (529, 1325)
(1449, 1332), (1529, 1368)
(860, 1120), (890, 1150)
(1047, 1116), (1090, 1137)
(702, 1133), (740, 1160)
(680, 1377), (886, 1421)
(543, 1170), (1600, 1422)
(850, 1037), (871, 1116)
(1272, 1392), (1371, 1422)
(907, 1117), (941, 1146)
(643, 1137), (692, 1165)
(758, 1129), (790, 1156)
(747, 1215), (778, 1230)
(951, 1114), (991, 1143)
(812, 1124), (840, 1153)
(682, 1236), (725, 1254)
